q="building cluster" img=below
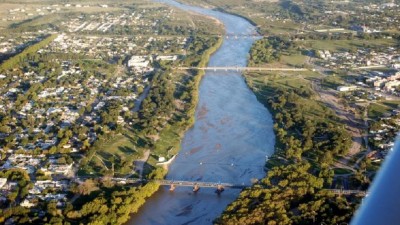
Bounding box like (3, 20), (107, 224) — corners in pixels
(317, 47), (400, 70)
(49, 33), (187, 63)
(368, 116), (400, 162)
(337, 71), (400, 100)
(0, 34), (42, 57)
(0, 4), (114, 23)
(62, 8), (173, 34)
(316, 2), (399, 31)
(1, 4), (61, 22)
(0, 152), (72, 206)
(364, 71), (400, 93)
(0, 41), (160, 209)
(0, 6), (192, 210)
(269, 1), (400, 35)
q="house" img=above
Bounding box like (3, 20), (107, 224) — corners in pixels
(0, 178), (7, 189)
(46, 163), (73, 176)
(20, 198), (37, 208)
(156, 55), (178, 61)
(127, 56), (150, 68)
(337, 86), (357, 92)
(384, 80), (400, 91)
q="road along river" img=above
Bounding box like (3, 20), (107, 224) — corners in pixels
(128, 0), (275, 224)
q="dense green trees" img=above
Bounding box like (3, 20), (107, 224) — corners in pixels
(0, 169), (32, 203)
(65, 182), (159, 225)
(217, 73), (354, 224)
(0, 182), (160, 225)
(138, 71), (175, 136)
(249, 37), (297, 65)
(216, 163), (358, 225)
(268, 88), (351, 162)
(0, 34), (57, 72)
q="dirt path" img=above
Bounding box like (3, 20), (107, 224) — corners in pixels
(132, 149), (150, 179)
(312, 80), (365, 167)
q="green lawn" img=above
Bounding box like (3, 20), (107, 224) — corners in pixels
(304, 39), (396, 52)
(381, 100), (400, 109)
(152, 122), (183, 157)
(368, 100), (400, 119)
(280, 54), (308, 67)
(368, 103), (389, 119)
(333, 168), (353, 175)
(78, 129), (145, 177)
(246, 71), (336, 123)
(320, 75), (345, 89)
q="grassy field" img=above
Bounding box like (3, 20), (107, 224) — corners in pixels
(368, 100), (400, 119)
(280, 54), (308, 67)
(78, 129), (146, 177)
(303, 38), (397, 52)
(258, 20), (299, 36)
(333, 168), (353, 175)
(320, 74), (345, 89)
(0, 1), (129, 29)
(245, 70), (336, 123)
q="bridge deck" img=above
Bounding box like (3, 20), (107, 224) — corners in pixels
(326, 189), (367, 196)
(106, 178), (368, 195)
(154, 180), (248, 189)
(175, 67), (308, 72)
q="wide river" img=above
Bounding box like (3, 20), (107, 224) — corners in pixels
(129, 0), (275, 224)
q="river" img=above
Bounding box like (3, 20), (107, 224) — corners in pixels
(128, 0), (275, 224)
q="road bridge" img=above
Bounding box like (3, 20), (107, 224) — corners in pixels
(326, 189), (367, 196)
(79, 177), (367, 196)
(221, 34), (263, 39)
(175, 66), (308, 72)
(155, 179), (247, 189)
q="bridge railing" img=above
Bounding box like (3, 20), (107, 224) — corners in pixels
(325, 189), (367, 196)
(174, 67), (308, 72)
(153, 179), (248, 189)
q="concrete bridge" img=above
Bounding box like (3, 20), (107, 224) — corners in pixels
(154, 180), (250, 189)
(112, 178), (367, 196)
(220, 33), (263, 39)
(326, 189), (367, 196)
(175, 66), (308, 72)
(153, 180), (367, 196)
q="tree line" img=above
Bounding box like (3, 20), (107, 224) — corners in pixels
(0, 34), (57, 72)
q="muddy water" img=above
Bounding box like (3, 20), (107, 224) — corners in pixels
(128, 0), (275, 224)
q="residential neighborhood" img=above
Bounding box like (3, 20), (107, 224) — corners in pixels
(0, 0), (399, 224)
(0, 2), (200, 220)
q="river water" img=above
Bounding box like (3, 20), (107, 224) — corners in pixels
(128, 1), (275, 224)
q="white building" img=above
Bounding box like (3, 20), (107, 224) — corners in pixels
(337, 86), (357, 92)
(127, 56), (150, 68)
(0, 178), (7, 189)
(20, 199), (37, 208)
(156, 55), (178, 61)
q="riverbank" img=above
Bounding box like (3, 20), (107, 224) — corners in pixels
(128, 1), (275, 223)
(213, 7), (258, 28)
(121, 34), (224, 222)
(215, 68), (361, 224)
(142, 36), (224, 173)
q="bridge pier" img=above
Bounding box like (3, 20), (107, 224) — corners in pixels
(169, 184), (175, 191)
(216, 184), (224, 194)
(193, 184), (200, 192)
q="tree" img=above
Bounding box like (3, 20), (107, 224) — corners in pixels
(78, 179), (99, 195)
